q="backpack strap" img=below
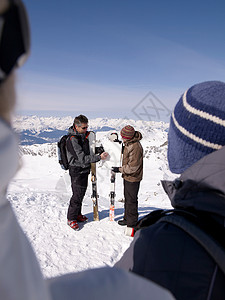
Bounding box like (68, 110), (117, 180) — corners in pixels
(159, 214), (225, 276)
(66, 135), (78, 161)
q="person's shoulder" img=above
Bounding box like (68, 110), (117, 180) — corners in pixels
(137, 219), (188, 245)
(68, 134), (79, 144)
(129, 139), (143, 151)
(47, 267), (175, 300)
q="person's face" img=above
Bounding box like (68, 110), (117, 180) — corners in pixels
(75, 123), (88, 134)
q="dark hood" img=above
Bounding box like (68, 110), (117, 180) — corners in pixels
(161, 146), (225, 217)
(124, 131), (142, 145)
(68, 126), (75, 135)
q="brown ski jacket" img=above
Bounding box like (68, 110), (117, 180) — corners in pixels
(119, 131), (143, 182)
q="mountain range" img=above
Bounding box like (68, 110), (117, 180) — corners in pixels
(13, 115), (169, 146)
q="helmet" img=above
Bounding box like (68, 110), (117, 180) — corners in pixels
(0, 0), (30, 83)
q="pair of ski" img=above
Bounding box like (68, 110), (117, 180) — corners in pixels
(89, 131), (122, 222)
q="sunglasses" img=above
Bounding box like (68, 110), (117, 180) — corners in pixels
(0, 0), (30, 82)
(81, 126), (88, 130)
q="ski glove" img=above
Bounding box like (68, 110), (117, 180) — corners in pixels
(112, 167), (120, 173)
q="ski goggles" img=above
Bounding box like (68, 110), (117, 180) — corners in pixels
(0, 0), (30, 82)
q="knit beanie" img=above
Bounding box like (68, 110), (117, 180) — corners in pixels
(120, 125), (135, 140)
(168, 81), (225, 174)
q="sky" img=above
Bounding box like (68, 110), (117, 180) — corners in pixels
(17, 0), (225, 122)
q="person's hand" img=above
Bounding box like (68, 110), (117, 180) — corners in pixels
(100, 152), (108, 160)
(112, 167), (120, 173)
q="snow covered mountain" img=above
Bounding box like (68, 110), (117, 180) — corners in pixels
(9, 115), (175, 278)
(13, 115), (168, 145)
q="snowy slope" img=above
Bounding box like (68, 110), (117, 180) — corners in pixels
(8, 116), (176, 278)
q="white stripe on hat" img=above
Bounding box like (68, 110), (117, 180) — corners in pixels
(172, 112), (222, 150)
(182, 90), (225, 126)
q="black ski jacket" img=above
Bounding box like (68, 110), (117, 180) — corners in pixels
(115, 146), (225, 300)
(66, 127), (100, 175)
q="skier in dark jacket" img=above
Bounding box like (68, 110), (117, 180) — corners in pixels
(66, 114), (108, 230)
(115, 81), (225, 300)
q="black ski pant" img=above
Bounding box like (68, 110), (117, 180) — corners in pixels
(123, 179), (140, 227)
(67, 172), (89, 220)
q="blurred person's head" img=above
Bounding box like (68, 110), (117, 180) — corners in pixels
(168, 81), (225, 174)
(0, 0), (30, 123)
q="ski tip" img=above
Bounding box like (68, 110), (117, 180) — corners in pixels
(109, 205), (115, 221)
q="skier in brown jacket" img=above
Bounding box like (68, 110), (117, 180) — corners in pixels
(112, 125), (143, 235)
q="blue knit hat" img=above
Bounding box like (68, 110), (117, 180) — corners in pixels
(168, 81), (225, 174)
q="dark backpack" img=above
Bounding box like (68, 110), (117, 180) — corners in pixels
(134, 209), (225, 275)
(58, 135), (70, 170)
